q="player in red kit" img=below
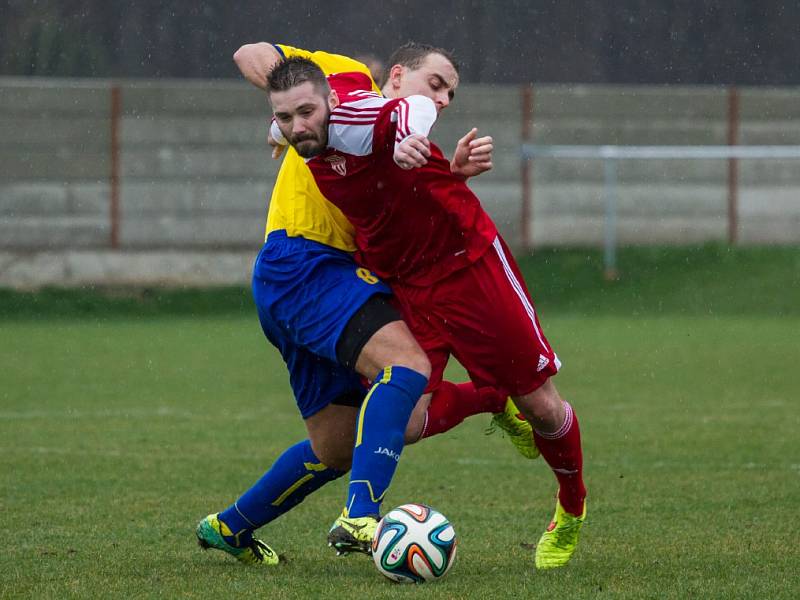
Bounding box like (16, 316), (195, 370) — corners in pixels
(268, 56), (588, 569)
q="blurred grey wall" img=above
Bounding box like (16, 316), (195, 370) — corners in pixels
(2, 77), (800, 287)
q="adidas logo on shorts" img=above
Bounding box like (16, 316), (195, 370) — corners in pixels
(536, 354), (550, 372)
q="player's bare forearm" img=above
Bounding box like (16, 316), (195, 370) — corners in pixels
(233, 42), (283, 90)
(450, 127), (494, 179)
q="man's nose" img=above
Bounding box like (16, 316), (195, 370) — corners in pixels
(292, 119), (308, 135)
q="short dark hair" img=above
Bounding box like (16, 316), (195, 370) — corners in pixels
(382, 42), (460, 85)
(267, 56), (329, 95)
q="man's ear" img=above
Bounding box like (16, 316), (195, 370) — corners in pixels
(328, 89), (340, 110)
(388, 64), (404, 92)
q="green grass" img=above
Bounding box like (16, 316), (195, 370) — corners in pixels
(522, 244), (800, 316)
(2, 244), (798, 319)
(2, 246), (799, 598)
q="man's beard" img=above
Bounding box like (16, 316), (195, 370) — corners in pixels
(292, 135), (326, 158)
(291, 107), (330, 158)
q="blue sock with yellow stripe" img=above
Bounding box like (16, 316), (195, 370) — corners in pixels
(346, 365), (427, 518)
(218, 439), (344, 547)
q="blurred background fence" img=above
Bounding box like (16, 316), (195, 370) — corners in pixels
(2, 77), (800, 287)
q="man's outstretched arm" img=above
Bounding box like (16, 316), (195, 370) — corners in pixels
(391, 97), (493, 177)
(233, 42), (283, 90)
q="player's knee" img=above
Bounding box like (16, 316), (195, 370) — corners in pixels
(516, 379), (563, 427)
(308, 425), (355, 471)
(394, 346), (431, 380)
(325, 454), (352, 473)
(313, 441), (353, 472)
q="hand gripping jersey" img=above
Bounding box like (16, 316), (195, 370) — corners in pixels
(264, 45), (382, 251)
(305, 79), (498, 287)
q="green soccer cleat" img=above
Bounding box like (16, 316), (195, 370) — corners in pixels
(486, 398), (540, 459)
(327, 509), (379, 556)
(196, 513), (279, 566)
(534, 499), (586, 570)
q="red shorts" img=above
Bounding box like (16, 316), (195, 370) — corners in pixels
(391, 236), (560, 397)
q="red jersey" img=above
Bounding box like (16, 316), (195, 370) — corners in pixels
(305, 76), (497, 286)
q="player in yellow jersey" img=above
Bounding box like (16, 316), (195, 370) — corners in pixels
(197, 43), (540, 565)
(259, 44), (381, 252)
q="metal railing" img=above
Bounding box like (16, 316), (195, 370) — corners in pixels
(520, 144), (800, 278)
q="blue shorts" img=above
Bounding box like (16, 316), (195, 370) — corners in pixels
(252, 230), (391, 418)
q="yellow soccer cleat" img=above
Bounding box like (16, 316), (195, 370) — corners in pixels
(535, 499), (586, 570)
(486, 398), (540, 459)
(196, 513), (279, 566)
(327, 509), (379, 556)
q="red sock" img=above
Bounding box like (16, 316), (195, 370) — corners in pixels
(533, 401), (586, 516)
(420, 381), (506, 439)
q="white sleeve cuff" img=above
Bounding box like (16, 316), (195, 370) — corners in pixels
(269, 118), (288, 145)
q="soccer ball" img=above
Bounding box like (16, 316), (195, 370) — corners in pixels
(371, 503), (457, 583)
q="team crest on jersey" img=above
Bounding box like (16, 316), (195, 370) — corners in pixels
(325, 154), (347, 176)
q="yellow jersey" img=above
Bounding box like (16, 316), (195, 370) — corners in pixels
(265, 44), (381, 251)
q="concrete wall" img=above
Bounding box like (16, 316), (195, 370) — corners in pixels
(0, 77), (275, 252)
(1, 77), (799, 287)
(446, 84), (800, 247)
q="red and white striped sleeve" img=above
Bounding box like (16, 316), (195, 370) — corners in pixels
(327, 95), (389, 156)
(326, 93), (437, 158)
(392, 95), (437, 150)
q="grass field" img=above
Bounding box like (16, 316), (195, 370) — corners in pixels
(2, 246), (799, 598)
